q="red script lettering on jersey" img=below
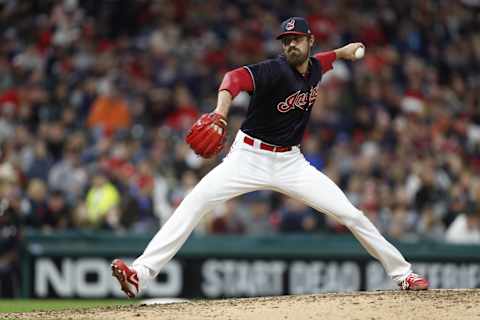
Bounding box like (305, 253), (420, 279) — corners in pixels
(276, 85), (319, 113)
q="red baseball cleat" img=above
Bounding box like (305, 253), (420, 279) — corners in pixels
(111, 259), (139, 298)
(399, 273), (429, 290)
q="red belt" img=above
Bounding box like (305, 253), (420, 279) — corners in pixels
(243, 136), (292, 153)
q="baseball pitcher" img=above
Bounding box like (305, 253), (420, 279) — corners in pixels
(112, 17), (428, 298)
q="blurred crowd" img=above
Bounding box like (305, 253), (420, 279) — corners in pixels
(1, 0), (480, 266)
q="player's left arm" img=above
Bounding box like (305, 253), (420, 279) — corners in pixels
(185, 67), (253, 158)
(215, 67), (254, 118)
(314, 42), (365, 73)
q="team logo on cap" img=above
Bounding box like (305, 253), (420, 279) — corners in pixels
(286, 19), (295, 31)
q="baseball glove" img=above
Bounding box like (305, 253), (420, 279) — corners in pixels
(186, 112), (228, 158)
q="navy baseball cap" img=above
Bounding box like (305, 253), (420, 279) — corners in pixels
(276, 17), (312, 40)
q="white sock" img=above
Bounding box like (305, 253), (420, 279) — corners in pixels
(132, 264), (155, 291)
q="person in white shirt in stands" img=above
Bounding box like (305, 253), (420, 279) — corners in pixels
(445, 201), (480, 244)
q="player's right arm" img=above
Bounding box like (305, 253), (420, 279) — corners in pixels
(333, 42), (365, 60)
(314, 42), (365, 74)
(214, 67), (254, 118)
(314, 51), (337, 74)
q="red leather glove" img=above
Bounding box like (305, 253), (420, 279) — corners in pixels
(185, 113), (228, 158)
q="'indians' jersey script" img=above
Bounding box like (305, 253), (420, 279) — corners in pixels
(241, 55), (323, 146)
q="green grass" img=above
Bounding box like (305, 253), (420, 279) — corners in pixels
(0, 299), (137, 313)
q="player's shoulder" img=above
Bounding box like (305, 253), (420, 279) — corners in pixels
(240, 57), (282, 91)
(245, 55), (285, 71)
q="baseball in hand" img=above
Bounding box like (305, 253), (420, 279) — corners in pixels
(354, 46), (365, 59)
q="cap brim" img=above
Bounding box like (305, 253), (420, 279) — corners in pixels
(276, 31), (310, 40)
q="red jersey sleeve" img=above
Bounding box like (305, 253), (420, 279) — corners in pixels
(314, 51), (336, 74)
(219, 67), (254, 98)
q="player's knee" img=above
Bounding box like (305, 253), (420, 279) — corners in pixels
(181, 184), (222, 210)
(341, 209), (369, 228)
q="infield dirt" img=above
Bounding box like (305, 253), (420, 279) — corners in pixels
(3, 289), (480, 320)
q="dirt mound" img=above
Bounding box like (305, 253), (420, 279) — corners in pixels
(4, 289), (480, 320)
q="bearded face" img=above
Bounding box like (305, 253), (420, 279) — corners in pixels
(281, 35), (312, 67)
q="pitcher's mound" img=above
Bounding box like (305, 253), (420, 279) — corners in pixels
(5, 289), (480, 320)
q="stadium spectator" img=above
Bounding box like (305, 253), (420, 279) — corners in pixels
(22, 179), (49, 229)
(87, 81), (132, 137)
(278, 198), (320, 233)
(0, 201), (21, 298)
(48, 143), (88, 205)
(25, 141), (54, 182)
(45, 190), (71, 229)
(417, 207), (445, 241)
(84, 172), (121, 229)
(209, 199), (245, 234)
(241, 193), (276, 235)
(120, 160), (158, 232)
(0, 169), (21, 297)
(445, 202), (480, 244)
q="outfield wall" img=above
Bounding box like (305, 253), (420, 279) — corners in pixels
(20, 230), (480, 298)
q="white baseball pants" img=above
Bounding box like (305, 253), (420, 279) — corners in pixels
(132, 130), (412, 288)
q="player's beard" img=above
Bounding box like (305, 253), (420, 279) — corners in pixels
(285, 46), (310, 67)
